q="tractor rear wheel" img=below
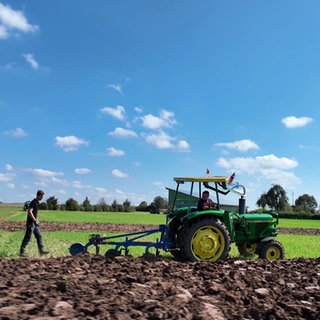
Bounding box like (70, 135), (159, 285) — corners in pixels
(180, 218), (230, 262)
(258, 240), (285, 261)
(167, 218), (184, 260)
(237, 243), (258, 257)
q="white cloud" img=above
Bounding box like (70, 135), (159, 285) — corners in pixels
(107, 83), (122, 95)
(115, 188), (124, 195)
(74, 168), (92, 175)
(142, 131), (174, 149)
(112, 169), (128, 178)
(95, 187), (107, 193)
(27, 168), (64, 178)
(51, 177), (68, 185)
(55, 135), (89, 152)
(6, 182), (15, 189)
(22, 53), (39, 70)
(109, 127), (137, 138)
(142, 131), (190, 151)
(134, 107), (143, 113)
(0, 3), (38, 39)
(215, 139), (259, 152)
(282, 116), (314, 128)
(0, 63), (15, 71)
(107, 147), (125, 157)
(4, 127), (27, 138)
(0, 172), (14, 182)
(71, 181), (91, 189)
(177, 140), (190, 152)
(5, 164), (13, 171)
(132, 161), (141, 167)
(100, 105), (125, 120)
(0, 24), (8, 38)
(141, 109), (177, 130)
(216, 154), (300, 187)
(153, 181), (165, 189)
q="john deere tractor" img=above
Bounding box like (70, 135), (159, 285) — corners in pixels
(167, 175), (285, 261)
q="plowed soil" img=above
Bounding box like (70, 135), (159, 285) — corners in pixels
(0, 221), (319, 319)
(0, 220), (319, 235)
(0, 255), (319, 319)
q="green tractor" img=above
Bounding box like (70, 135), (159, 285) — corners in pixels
(167, 175), (285, 262)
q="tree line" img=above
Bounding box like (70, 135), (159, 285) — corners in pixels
(36, 195), (168, 213)
(29, 184), (318, 216)
(256, 184), (318, 215)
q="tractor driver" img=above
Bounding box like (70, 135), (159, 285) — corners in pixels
(197, 191), (217, 210)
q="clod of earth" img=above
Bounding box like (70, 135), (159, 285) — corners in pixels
(0, 255), (319, 319)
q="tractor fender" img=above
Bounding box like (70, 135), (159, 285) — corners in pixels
(258, 237), (275, 244)
(182, 210), (225, 226)
(256, 237), (275, 254)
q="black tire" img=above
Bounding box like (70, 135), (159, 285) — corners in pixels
(105, 249), (121, 259)
(258, 240), (285, 261)
(237, 243), (258, 257)
(180, 218), (231, 262)
(69, 243), (85, 256)
(167, 218), (184, 260)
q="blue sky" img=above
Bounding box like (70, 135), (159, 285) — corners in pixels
(1, 1), (320, 209)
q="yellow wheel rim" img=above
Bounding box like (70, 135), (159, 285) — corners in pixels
(190, 226), (225, 261)
(245, 243), (257, 254)
(266, 246), (281, 260)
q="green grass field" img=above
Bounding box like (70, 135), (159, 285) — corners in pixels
(0, 205), (319, 259)
(1, 230), (319, 259)
(1, 206), (320, 228)
(1, 208), (166, 225)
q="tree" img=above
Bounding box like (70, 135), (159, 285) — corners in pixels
(256, 193), (268, 209)
(256, 185), (289, 211)
(123, 199), (132, 212)
(46, 196), (59, 210)
(82, 197), (92, 212)
(39, 202), (48, 210)
(152, 196), (168, 210)
(65, 198), (79, 211)
(294, 194), (318, 214)
(98, 197), (108, 212)
(136, 201), (148, 212)
(111, 199), (118, 212)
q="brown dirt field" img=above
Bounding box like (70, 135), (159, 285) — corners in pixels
(0, 221), (319, 319)
(0, 221), (319, 235)
(0, 255), (319, 319)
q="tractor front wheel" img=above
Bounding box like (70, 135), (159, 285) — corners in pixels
(258, 240), (285, 261)
(237, 243), (258, 257)
(180, 218), (230, 262)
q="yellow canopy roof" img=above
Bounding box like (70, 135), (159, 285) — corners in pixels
(173, 176), (228, 183)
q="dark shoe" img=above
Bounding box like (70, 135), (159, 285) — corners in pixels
(19, 251), (29, 258)
(39, 249), (50, 256)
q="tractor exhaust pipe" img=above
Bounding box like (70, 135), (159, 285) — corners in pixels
(239, 196), (246, 215)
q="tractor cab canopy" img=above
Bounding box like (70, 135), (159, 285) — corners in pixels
(174, 176), (229, 184)
(171, 176), (246, 211)
(173, 176), (246, 195)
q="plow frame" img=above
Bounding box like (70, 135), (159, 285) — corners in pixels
(69, 216), (171, 257)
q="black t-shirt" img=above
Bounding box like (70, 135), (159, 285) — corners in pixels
(27, 198), (39, 224)
(197, 198), (206, 211)
(197, 198), (215, 211)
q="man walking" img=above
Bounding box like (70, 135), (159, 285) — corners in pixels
(19, 190), (50, 257)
